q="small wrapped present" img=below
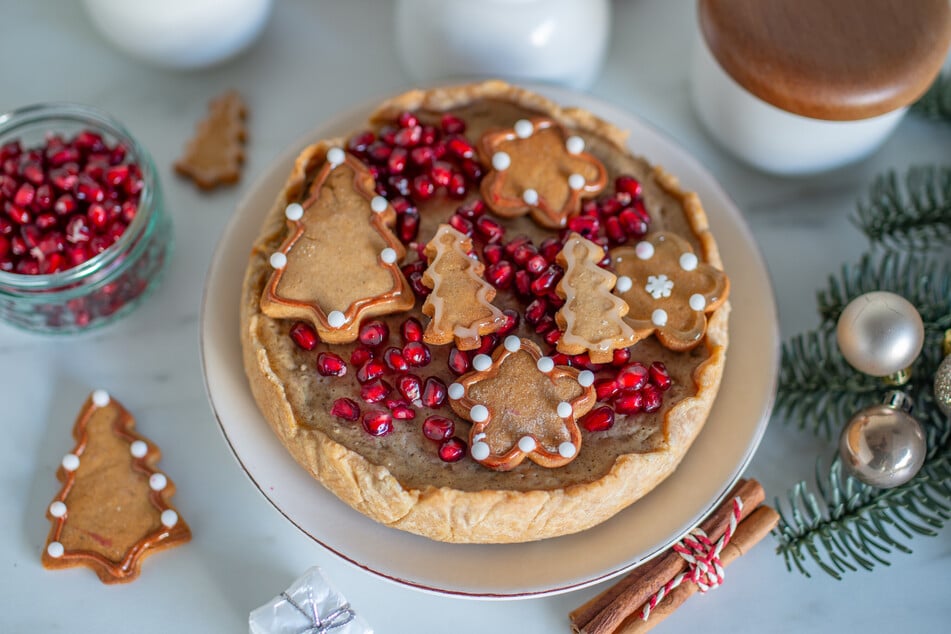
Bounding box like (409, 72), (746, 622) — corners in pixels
(250, 567), (372, 634)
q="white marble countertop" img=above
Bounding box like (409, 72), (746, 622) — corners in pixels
(1, 1), (948, 632)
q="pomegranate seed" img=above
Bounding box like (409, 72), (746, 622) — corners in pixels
(448, 214), (473, 236)
(461, 158), (483, 182)
(359, 320), (389, 347)
(357, 358), (386, 383)
(14, 183), (35, 207)
(0, 217), (11, 235)
(581, 406), (615, 432)
(514, 269), (532, 298)
(440, 114), (466, 134)
(35, 213), (58, 231)
(379, 125), (398, 145)
(421, 125), (439, 146)
(121, 201), (137, 223)
(614, 391), (644, 415)
(16, 258), (40, 275)
(421, 376), (447, 408)
(530, 264), (563, 296)
(104, 164), (130, 187)
(361, 379), (392, 403)
(384, 347), (409, 371)
(400, 317), (424, 343)
(350, 346), (374, 367)
(567, 215), (599, 238)
(612, 348), (631, 366)
(498, 309), (520, 336)
(6, 204), (30, 225)
(604, 216), (627, 245)
(397, 111), (419, 129)
(408, 270), (430, 297)
(397, 206), (420, 243)
(525, 254), (548, 276)
(512, 241), (538, 266)
(448, 348), (470, 374)
(615, 175), (642, 198)
(550, 352), (571, 366)
(390, 402), (416, 420)
(547, 291), (565, 310)
(595, 378), (620, 401)
(54, 194), (77, 216)
(485, 260), (514, 288)
(0, 236), (8, 258)
(362, 410), (393, 436)
(316, 352), (347, 377)
(642, 384), (663, 412)
(423, 415), (454, 441)
(475, 216), (504, 243)
(410, 147), (435, 170)
(397, 373), (423, 403)
(446, 135), (475, 159)
(539, 237), (562, 262)
(429, 160), (452, 187)
(33, 184), (53, 211)
(411, 174), (435, 200)
(456, 199), (485, 220)
(348, 130), (375, 154)
(394, 125), (422, 147)
(619, 207), (649, 238)
(403, 341), (432, 367)
(649, 361), (672, 390)
(543, 328), (562, 347)
(482, 242), (504, 265)
(66, 244), (91, 266)
(289, 322), (319, 350)
(447, 172), (467, 198)
(388, 147), (408, 174)
(76, 174), (104, 203)
(617, 362), (648, 390)
(438, 437), (466, 462)
(572, 354), (602, 371)
(368, 141), (393, 163)
(476, 333), (499, 355)
(42, 252), (67, 273)
(600, 197), (623, 217)
(534, 315), (556, 336)
(524, 298), (548, 325)
(88, 204), (109, 230)
(331, 398), (360, 421)
(10, 234), (27, 256)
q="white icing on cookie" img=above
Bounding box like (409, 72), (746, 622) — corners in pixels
(149, 473), (168, 491)
(269, 252), (287, 269)
(615, 275), (633, 293)
(635, 241), (654, 260)
(689, 293), (707, 311)
(380, 247), (397, 264)
(284, 203), (304, 221)
(680, 252), (698, 271)
(326, 147), (345, 167)
(558, 441), (577, 458)
(577, 370), (595, 387)
(556, 401), (573, 418)
(472, 354), (492, 372)
(91, 389), (110, 407)
(49, 501), (67, 518)
(61, 453), (80, 472)
(522, 188), (539, 205)
(160, 509), (179, 528)
(471, 441), (490, 461)
(565, 136), (585, 155)
(448, 383), (465, 400)
(568, 173), (586, 191)
(518, 436), (537, 452)
(536, 356), (555, 373)
(652, 309), (668, 327)
(492, 152), (511, 171)
(327, 311), (346, 329)
(47, 542), (64, 558)
(504, 335), (521, 352)
(130, 440), (148, 459)
(470, 404), (489, 423)
(514, 119), (534, 139)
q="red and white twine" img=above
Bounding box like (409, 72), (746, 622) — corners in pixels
(640, 496), (744, 621)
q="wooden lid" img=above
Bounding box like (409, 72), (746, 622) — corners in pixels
(698, 0), (951, 120)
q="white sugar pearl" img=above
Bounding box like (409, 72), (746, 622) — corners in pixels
(472, 354), (492, 372)
(160, 509), (179, 528)
(504, 335), (521, 352)
(568, 173), (586, 191)
(557, 401), (573, 418)
(566, 136), (585, 155)
(149, 473), (168, 491)
(558, 442), (577, 458)
(448, 383), (465, 400)
(269, 252), (287, 269)
(49, 501), (67, 518)
(47, 542), (64, 558)
(578, 370), (595, 387)
(536, 357), (555, 373)
(380, 248), (397, 264)
(471, 441), (490, 461)
(615, 276), (633, 293)
(130, 441), (148, 459)
(635, 241), (654, 260)
(284, 203), (304, 221)
(91, 389), (110, 407)
(522, 188), (539, 205)
(473, 433), (486, 442)
(327, 311), (346, 329)
(326, 147), (345, 166)
(652, 309), (668, 327)
(492, 152), (511, 171)
(61, 453), (80, 471)
(689, 293), (707, 311)
(680, 252), (698, 271)
(514, 119), (534, 138)
(370, 196), (388, 213)
(518, 436), (537, 452)
(470, 405), (489, 423)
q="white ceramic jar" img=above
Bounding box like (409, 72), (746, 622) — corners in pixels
(395, 0), (611, 90)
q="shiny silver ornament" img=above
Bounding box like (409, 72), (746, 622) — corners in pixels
(839, 391), (926, 488)
(935, 355), (951, 418)
(836, 291), (924, 377)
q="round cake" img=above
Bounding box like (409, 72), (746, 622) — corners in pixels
(240, 81), (730, 543)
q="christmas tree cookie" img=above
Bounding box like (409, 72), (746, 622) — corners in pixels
(175, 90), (247, 189)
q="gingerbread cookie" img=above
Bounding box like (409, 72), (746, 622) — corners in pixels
(175, 90), (247, 189)
(448, 337), (597, 470)
(42, 390), (190, 583)
(260, 145), (414, 344)
(479, 117), (607, 229)
(611, 231), (729, 351)
(421, 224), (506, 350)
(554, 232), (638, 363)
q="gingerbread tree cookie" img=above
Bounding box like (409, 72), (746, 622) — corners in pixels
(448, 337), (597, 471)
(611, 231), (729, 351)
(42, 390), (190, 584)
(554, 232), (638, 363)
(260, 146), (414, 344)
(479, 117), (607, 229)
(174, 90), (247, 189)
(421, 224), (506, 350)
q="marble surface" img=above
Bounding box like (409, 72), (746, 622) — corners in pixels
(1, 1), (949, 632)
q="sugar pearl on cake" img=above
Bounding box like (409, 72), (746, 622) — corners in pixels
(680, 252), (698, 271)
(470, 404), (489, 423)
(689, 293), (706, 311)
(492, 152), (511, 171)
(566, 136), (585, 154)
(326, 147), (345, 166)
(522, 188), (539, 205)
(471, 441), (490, 461)
(269, 252), (287, 269)
(558, 442), (577, 458)
(62, 454), (80, 471)
(160, 509), (179, 528)
(568, 173), (586, 191)
(327, 311), (347, 329)
(578, 370), (595, 387)
(149, 473), (168, 491)
(536, 356), (555, 373)
(557, 401), (573, 418)
(380, 248), (398, 264)
(472, 354), (492, 371)
(504, 335), (521, 352)
(285, 203), (304, 221)
(652, 309), (668, 327)
(47, 542), (64, 558)
(91, 389), (110, 407)
(615, 276), (633, 293)
(130, 440), (148, 458)
(635, 241), (654, 260)
(518, 436), (537, 452)
(514, 119), (534, 138)
(49, 501), (67, 518)
(448, 383), (465, 400)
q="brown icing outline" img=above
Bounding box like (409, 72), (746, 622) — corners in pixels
(449, 338), (596, 471)
(478, 117), (608, 229)
(260, 150), (414, 343)
(42, 392), (191, 584)
(611, 231), (729, 351)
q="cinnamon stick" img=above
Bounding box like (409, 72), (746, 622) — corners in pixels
(569, 478), (765, 634)
(615, 505), (780, 633)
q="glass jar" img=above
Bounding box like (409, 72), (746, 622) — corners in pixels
(0, 103), (172, 334)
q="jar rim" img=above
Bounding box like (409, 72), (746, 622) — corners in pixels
(0, 102), (158, 289)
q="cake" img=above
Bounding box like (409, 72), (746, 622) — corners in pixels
(240, 81), (730, 543)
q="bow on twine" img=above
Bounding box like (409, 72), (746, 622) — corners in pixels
(281, 591), (355, 633)
(640, 496), (743, 621)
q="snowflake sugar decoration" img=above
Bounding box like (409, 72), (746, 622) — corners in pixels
(645, 274), (674, 299)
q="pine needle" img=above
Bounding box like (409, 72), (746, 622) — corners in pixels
(912, 72), (951, 124)
(852, 166), (951, 250)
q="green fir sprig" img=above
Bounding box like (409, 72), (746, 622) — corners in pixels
(852, 166), (951, 250)
(912, 72), (951, 124)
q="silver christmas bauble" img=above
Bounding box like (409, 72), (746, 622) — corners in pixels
(839, 392), (926, 488)
(836, 291), (924, 377)
(935, 355), (951, 418)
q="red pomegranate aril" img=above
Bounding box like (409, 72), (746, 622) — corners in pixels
(411, 174), (435, 200)
(617, 362), (649, 390)
(362, 410), (393, 436)
(357, 358), (386, 383)
(482, 242), (504, 265)
(429, 160), (452, 187)
(384, 347), (409, 372)
(530, 264), (563, 296)
(74, 129), (105, 152)
(399, 318), (423, 344)
(104, 164), (130, 187)
(0, 217), (11, 235)
(567, 215), (599, 238)
(35, 233), (65, 257)
(10, 234), (27, 256)
(543, 327), (562, 347)
(600, 197), (622, 217)
(448, 214), (473, 236)
(539, 237), (562, 263)
(581, 406), (615, 432)
(615, 175), (643, 198)
(33, 184), (53, 211)
(390, 402), (416, 420)
(595, 378), (620, 401)
(88, 204), (109, 230)
(0, 256), (12, 271)
(348, 130), (375, 154)
(331, 397), (361, 421)
(649, 361), (672, 390)
(41, 252), (67, 273)
(423, 415), (454, 441)
(461, 158), (483, 182)
(121, 200), (137, 223)
(476, 333), (499, 355)
(388, 147), (408, 174)
(534, 314), (555, 335)
(76, 175), (104, 203)
(641, 383), (663, 412)
(289, 321), (319, 350)
(440, 114), (466, 135)
(316, 352), (348, 377)
(411, 146), (435, 169)
(359, 320), (389, 347)
(605, 216), (627, 245)
(403, 341), (432, 367)
(475, 216), (504, 243)
(421, 376), (447, 408)
(66, 244), (91, 266)
(448, 347), (470, 374)
(14, 182), (35, 208)
(388, 175), (411, 197)
(35, 213), (58, 231)
(511, 241), (538, 266)
(447, 172), (467, 198)
(619, 207), (649, 238)
(485, 260), (514, 289)
(350, 346), (374, 367)
(546, 291), (565, 310)
(397, 206), (420, 243)
(6, 203), (30, 225)
(514, 269), (532, 298)
(438, 437), (466, 462)
(446, 135), (475, 159)
(612, 348), (632, 366)
(525, 253), (548, 276)
(16, 258), (40, 275)
(550, 352), (571, 366)
(421, 125), (438, 146)
(394, 125), (422, 147)
(614, 391), (644, 415)
(397, 373), (423, 403)
(456, 198), (485, 220)
(524, 298), (548, 325)
(368, 141), (392, 163)
(498, 309), (520, 336)
(54, 194), (77, 216)
(361, 379), (392, 404)
(89, 235), (111, 254)
(0, 236), (8, 258)
(397, 111), (419, 129)
(408, 270), (430, 297)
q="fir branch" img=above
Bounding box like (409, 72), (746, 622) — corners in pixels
(912, 72), (951, 123)
(773, 453), (951, 579)
(852, 166), (951, 250)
